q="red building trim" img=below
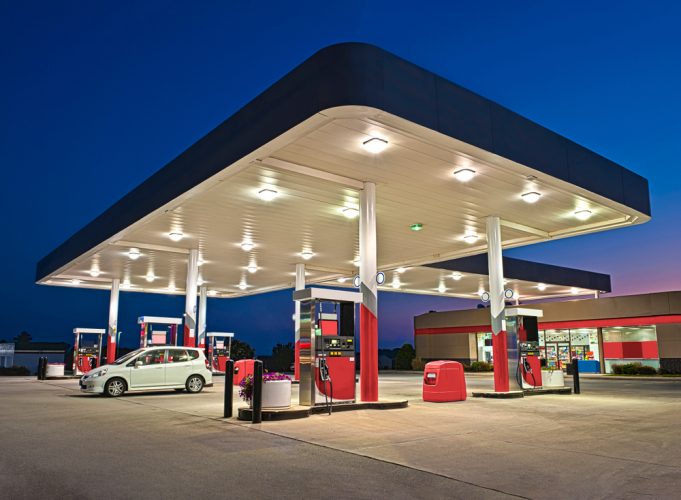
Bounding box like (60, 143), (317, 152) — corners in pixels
(415, 314), (681, 336)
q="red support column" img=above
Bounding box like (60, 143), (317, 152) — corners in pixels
(492, 331), (509, 392)
(360, 304), (378, 402)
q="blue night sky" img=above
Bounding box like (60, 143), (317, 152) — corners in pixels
(2, 1), (680, 354)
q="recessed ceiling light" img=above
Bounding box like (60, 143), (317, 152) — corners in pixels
(353, 259), (360, 267)
(301, 251), (314, 261)
(438, 283), (447, 294)
(463, 233), (478, 244)
(337, 277), (347, 283)
(238, 283), (247, 291)
(574, 209), (592, 221)
(71, 279), (81, 285)
(453, 168), (476, 182)
(396, 267), (407, 274)
(451, 272), (463, 280)
(121, 280), (131, 289)
(391, 280), (401, 289)
(128, 248), (141, 260)
(168, 231), (184, 242)
(168, 284), (176, 292)
(247, 265), (258, 274)
(208, 290), (218, 296)
(258, 188), (278, 201)
(197, 277), (205, 286)
(89, 269), (100, 277)
(571, 287), (580, 295)
(145, 272), (155, 283)
(362, 137), (388, 154)
(197, 258), (205, 266)
(241, 242), (254, 252)
(341, 207), (359, 219)
(521, 192), (542, 203)
(410, 223), (423, 231)
(537, 283), (547, 291)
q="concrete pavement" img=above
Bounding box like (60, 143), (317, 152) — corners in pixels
(1, 373), (680, 499)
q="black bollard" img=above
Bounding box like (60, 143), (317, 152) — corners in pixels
(224, 359), (234, 418)
(36, 357), (44, 380)
(41, 357), (48, 380)
(252, 360), (263, 424)
(572, 357), (581, 395)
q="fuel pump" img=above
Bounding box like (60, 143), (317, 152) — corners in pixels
(505, 308), (543, 390)
(72, 328), (105, 375)
(137, 316), (182, 347)
(293, 287), (362, 409)
(205, 332), (234, 373)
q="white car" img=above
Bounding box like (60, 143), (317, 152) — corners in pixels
(80, 346), (213, 397)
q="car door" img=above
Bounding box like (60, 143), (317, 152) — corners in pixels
(165, 349), (193, 387)
(129, 349), (167, 388)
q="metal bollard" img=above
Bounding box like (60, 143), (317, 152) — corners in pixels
(36, 357), (44, 380)
(252, 360), (263, 424)
(224, 359), (234, 418)
(572, 357), (581, 394)
(41, 357), (48, 380)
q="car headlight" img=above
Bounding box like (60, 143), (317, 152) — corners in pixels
(91, 368), (108, 378)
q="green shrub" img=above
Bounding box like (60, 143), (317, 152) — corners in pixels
(636, 365), (658, 375)
(468, 361), (494, 372)
(610, 362), (658, 375)
(0, 366), (30, 376)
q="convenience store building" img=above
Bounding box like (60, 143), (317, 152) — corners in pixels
(414, 291), (681, 374)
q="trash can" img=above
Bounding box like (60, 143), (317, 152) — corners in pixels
(233, 359), (256, 386)
(423, 360), (467, 402)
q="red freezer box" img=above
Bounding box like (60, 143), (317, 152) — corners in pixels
(233, 359), (255, 386)
(422, 361), (467, 402)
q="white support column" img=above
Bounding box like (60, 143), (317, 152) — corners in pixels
(183, 249), (199, 347)
(197, 285), (207, 349)
(487, 216), (505, 335)
(106, 278), (120, 364)
(294, 263), (305, 381)
(359, 181), (378, 402)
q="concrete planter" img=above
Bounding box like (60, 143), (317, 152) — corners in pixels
(46, 363), (65, 377)
(262, 379), (292, 409)
(541, 369), (565, 388)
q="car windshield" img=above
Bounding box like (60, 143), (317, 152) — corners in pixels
(113, 349), (145, 365)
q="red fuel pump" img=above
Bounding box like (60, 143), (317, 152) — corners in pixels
(506, 308), (543, 390)
(137, 316), (182, 347)
(294, 287), (362, 410)
(72, 328), (105, 375)
(205, 332), (234, 373)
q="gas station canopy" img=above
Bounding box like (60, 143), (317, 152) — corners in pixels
(36, 43), (649, 300)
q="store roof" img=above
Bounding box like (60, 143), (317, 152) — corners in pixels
(36, 43), (649, 301)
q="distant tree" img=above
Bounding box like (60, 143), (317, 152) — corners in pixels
(269, 342), (294, 372)
(230, 339), (254, 361)
(394, 343), (416, 370)
(13, 331), (32, 347)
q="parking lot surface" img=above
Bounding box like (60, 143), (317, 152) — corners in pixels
(1, 373), (680, 499)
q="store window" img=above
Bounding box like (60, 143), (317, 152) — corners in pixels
(602, 325), (659, 373)
(540, 328), (599, 371)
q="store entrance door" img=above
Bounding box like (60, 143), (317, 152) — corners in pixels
(545, 342), (570, 370)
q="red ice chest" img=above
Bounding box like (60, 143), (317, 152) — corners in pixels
(422, 361), (467, 402)
(233, 359), (255, 386)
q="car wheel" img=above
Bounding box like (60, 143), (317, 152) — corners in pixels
(104, 378), (126, 397)
(186, 375), (204, 394)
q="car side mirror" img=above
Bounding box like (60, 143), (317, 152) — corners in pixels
(134, 360), (143, 368)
